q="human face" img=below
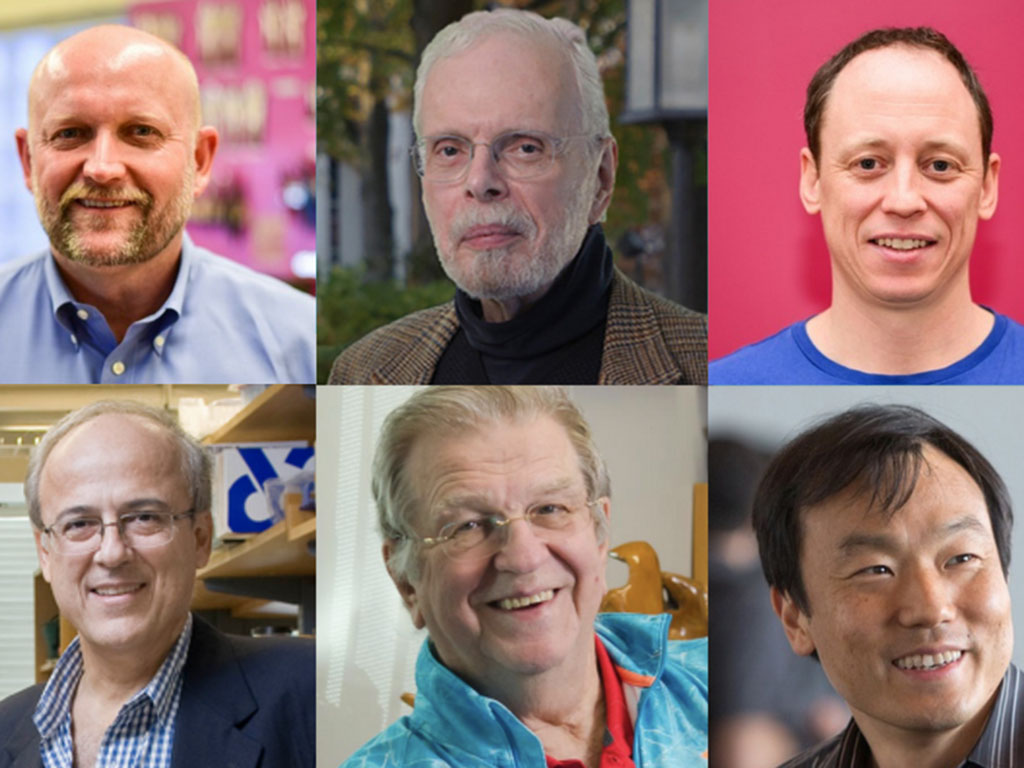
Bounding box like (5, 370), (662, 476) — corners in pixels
(16, 27), (216, 268)
(800, 46), (999, 308)
(418, 33), (616, 302)
(774, 445), (1012, 744)
(393, 416), (609, 692)
(35, 413), (211, 661)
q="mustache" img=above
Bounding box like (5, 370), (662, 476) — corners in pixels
(59, 182), (151, 214)
(449, 204), (537, 245)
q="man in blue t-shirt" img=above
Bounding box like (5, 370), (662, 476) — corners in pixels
(712, 27), (1024, 385)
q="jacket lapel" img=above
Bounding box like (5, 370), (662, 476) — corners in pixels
(170, 618), (263, 768)
(600, 270), (685, 384)
(371, 304), (460, 383)
(1, 685), (43, 768)
(7, 720), (42, 768)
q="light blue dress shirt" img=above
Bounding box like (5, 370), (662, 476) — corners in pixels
(0, 234), (315, 383)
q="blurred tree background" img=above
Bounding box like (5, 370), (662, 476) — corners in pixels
(317, 0), (706, 382)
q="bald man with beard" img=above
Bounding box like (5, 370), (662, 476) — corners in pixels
(5, 25), (314, 384)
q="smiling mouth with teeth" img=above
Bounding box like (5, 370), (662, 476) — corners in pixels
(495, 589), (555, 611)
(92, 584), (144, 596)
(894, 649), (963, 671)
(78, 200), (134, 209)
(871, 237), (935, 250)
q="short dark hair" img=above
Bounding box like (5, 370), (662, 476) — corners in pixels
(804, 27), (993, 165)
(753, 404), (1012, 614)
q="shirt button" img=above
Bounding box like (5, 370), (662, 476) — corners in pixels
(154, 335), (165, 349)
(76, 309), (89, 320)
(111, 361), (126, 376)
(70, 334), (77, 345)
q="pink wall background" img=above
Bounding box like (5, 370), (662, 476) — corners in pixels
(129, 0), (316, 285)
(709, 0), (1024, 360)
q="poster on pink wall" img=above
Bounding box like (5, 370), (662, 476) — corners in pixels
(130, 0), (315, 287)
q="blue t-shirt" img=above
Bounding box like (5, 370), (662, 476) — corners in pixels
(710, 312), (1024, 384)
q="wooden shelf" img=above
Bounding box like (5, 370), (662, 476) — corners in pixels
(203, 385), (315, 445)
(34, 573), (75, 684)
(199, 517), (315, 581)
(195, 387), (316, 631)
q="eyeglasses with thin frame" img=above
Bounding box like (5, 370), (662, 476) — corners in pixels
(41, 509), (195, 555)
(413, 498), (603, 560)
(411, 130), (601, 183)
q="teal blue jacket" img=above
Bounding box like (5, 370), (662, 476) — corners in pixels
(342, 613), (708, 767)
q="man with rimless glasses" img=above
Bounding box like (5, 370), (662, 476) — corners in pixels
(342, 387), (708, 767)
(0, 401), (314, 768)
(328, 9), (706, 385)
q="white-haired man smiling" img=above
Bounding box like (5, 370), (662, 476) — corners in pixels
(341, 386), (707, 767)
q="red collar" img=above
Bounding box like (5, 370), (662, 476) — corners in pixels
(545, 635), (636, 768)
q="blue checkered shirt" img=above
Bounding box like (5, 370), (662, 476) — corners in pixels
(33, 614), (193, 768)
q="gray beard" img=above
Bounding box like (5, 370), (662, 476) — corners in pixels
(37, 176), (193, 268)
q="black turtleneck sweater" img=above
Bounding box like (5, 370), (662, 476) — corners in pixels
(431, 225), (614, 384)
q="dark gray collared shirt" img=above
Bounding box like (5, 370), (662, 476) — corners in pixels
(780, 664), (1024, 768)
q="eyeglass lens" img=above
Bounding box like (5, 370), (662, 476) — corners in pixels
(420, 132), (557, 181)
(49, 513), (179, 553)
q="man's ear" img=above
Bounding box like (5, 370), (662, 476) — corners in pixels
(595, 497), (611, 593)
(978, 151), (1000, 221)
(596, 496), (611, 556)
(799, 147), (822, 215)
(588, 138), (618, 225)
(382, 541), (425, 629)
(34, 528), (51, 583)
(192, 511), (213, 569)
(16, 129), (33, 193)
(770, 586), (816, 656)
(191, 126), (219, 198)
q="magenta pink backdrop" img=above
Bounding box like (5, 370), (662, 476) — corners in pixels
(129, 0), (316, 285)
(708, 0), (1024, 360)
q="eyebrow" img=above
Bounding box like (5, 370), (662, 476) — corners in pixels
(41, 112), (171, 130)
(836, 514), (990, 557)
(837, 136), (971, 157)
(422, 127), (552, 142)
(54, 498), (173, 521)
(434, 477), (582, 514)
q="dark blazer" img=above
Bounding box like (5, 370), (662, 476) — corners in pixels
(0, 616), (314, 768)
(328, 268), (708, 385)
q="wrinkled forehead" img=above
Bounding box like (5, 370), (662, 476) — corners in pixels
(420, 30), (582, 135)
(405, 415), (585, 504)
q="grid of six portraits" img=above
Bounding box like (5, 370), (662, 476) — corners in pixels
(0, 1), (1021, 767)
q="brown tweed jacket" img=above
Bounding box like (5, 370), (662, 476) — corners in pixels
(327, 269), (707, 384)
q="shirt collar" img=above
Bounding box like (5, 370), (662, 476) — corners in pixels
(966, 663), (1024, 767)
(43, 232), (196, 324)
(826, 663), (1023, 768)
(33, 613), (194, 738)
(594, 612), (669, 685)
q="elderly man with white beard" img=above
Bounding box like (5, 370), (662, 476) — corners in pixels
(328, 9), (707, 385)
